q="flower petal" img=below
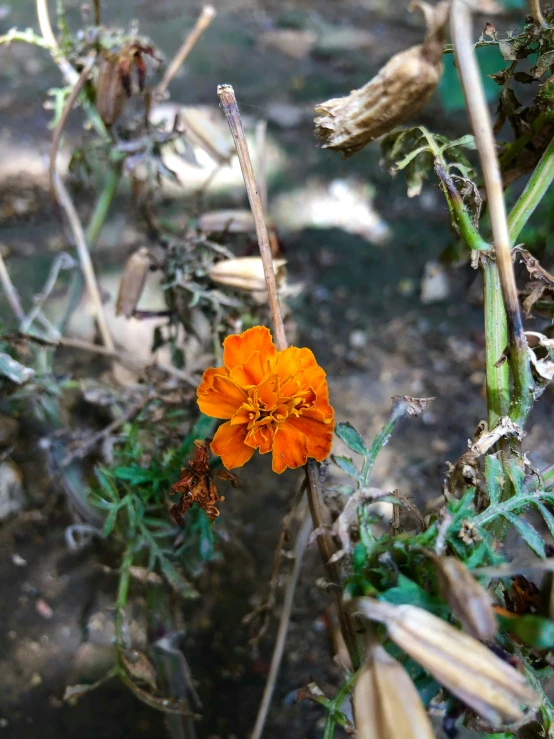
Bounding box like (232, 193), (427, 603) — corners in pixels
(197, 365), (228, 394)
(271, 421), (309, 473)
(287, 414), (333, 462)
(245, 421), (275, 454)
(211, 421), (255, 469)
(229, 351), (266, 387)
(223, 326), (277, 371)
(197, 375), (247, 419)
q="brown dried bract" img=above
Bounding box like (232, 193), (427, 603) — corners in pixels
(96, 43), (159, 127)
(314, 1), (450, 158)
(169, 438), (237, 523)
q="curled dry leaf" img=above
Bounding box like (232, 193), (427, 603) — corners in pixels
(208, 256), (287, 294)
(314, 1), (450, 157)
(115, 247), (151, 318)
(121, 649), (158, 691)
(354, 644), (435, 739)
(429, 554), (498, 640)
(353, 598), (539, 727)
(470, 416), (523, 456)
(391, 394), (435, 419)
(96, 57), (127, 128)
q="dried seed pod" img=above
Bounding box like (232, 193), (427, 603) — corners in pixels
(430, 554), (498, 640)
(208, 256), (287, 293)
(354, 644), (435, 739)
(116, 247), (151, 318)
(197, 209), (256, 234)
(354, 598), (539, 727)
(314, 1), (450, 158)
(96, 56), (127, 128)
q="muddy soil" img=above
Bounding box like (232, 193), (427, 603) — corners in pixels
(1, 1), (553, 739)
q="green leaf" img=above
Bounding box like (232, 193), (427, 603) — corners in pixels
(114, 465), (161, 486)
(536, 501), (554, 540)
(505, 458), (525, 496)
(442, 134), (477, 151)
(102, 505), (119, 537)
(331, 455), (361, 481)
(94, 468), (119, 502)
(380, 575), (448, 616)
(502, 511), (546, 558)
(485, 454), (504, 506)
(499, 613), (554, 649)
(335, 422), (368, 456)
(159, 558), (198, 599)
(0, 352), (35, 384)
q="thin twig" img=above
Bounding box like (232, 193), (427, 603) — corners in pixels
(49, 56), (114, 351)
(61, 396), (150, 467)
(255, 119), (268, 217)
(155, 6), (216, 99)
(529, 0), (548, 27)
(250, 509), (312, 739)
(0, 253), (25, 321)
(450, 0), (534, 427)
(49, 57), (95, 200)
(217, 84), (286, 351)
(36, 0), (78, 84)
(20, 252), (75, 333)
(217, 83), (359, 670)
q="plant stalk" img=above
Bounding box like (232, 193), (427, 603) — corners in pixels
(508, 134), (554, 245)
(481, 259), (510, 426)
(450, 0), (534, 429)
(217, 83), (360, 671)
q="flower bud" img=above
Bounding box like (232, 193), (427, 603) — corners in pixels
(354, 644), (435, 739)
(431, 554), (498, 641)
(354, 598), (539, 727)
(314, 1), (449, 158)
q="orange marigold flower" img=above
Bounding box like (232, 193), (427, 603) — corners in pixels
(197, 326), (334, 473)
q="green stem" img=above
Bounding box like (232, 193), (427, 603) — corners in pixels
(481, 259), (510, 426)
(115, 545), (134, 652)
(60, 162), (122, 332)
(435, 161), (490, 252)
(322, 672), (357, 739)
(508, 134), (554, 244)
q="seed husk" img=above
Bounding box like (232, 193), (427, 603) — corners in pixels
(354, 644), (435, 739)
(353, 597), (539, 727)
(115, 247), (151, 318)
(96, 56), (127, 128)
(314, 1), (450, 158)
(430, 554), (498, 641)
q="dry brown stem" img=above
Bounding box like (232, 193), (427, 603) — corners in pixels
(49, 55), (114, 352)
(250, 508), (312, 739)
(529, 0), (548, 27)
(155, 6), (216, 99)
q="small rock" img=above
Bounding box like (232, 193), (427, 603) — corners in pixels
(12, 553), (27, 567)
(420, 261), (450, 304)
(0, 460), (25, 520)
(349, 330), (367, 349)
(29, 672), (42, 688)
(260, 29), (317, 59)
(35, 598), (53, 620)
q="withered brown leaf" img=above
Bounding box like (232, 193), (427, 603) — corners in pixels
(170, 438), (238, 523)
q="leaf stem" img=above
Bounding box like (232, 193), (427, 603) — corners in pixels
(508, 134), (554, 245)
(322, 671), (356, 739)
(115, 545), (134, 651)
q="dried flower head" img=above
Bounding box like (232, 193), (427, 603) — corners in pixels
(96, 42), (159, 127)
(169, 438), (237, 523)
(313, 1), (450, 158)
(354, 643), (435, 739)
(197, 326), (334, 472)
(431, 554), (498, 640)
(459, 518), (481, 546)
(354, 597), (539, 727)
(115, 247), (151, 318)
